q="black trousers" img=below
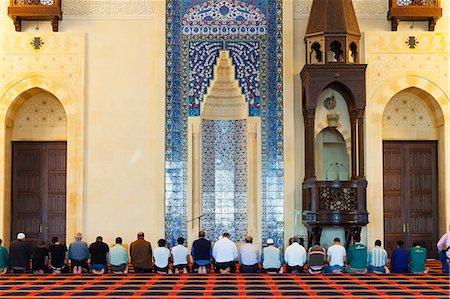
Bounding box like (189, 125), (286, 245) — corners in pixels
(240, 263), (259, 273)
(134, 266), (152, 273)
(286, 265), (304, 273)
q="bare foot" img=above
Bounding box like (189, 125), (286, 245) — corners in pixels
(183, 268), (188, 274)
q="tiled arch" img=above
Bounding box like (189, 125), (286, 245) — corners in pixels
(0, 72), (84, 245)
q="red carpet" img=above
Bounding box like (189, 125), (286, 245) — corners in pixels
(0, 262), (448, 298)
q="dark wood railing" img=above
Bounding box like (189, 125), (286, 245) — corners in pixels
(388, 0), (442, 31)
(8, 0), (62, 32)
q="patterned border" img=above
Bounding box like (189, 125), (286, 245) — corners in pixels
(165, 0), (284, 247)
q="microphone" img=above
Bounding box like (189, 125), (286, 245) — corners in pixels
(335, 163), (339, 180)
(325, 163), (333, 180)
(340, 164), (350, 180)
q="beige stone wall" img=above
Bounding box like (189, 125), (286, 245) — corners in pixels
(364, 31), (449, 245)
(0, 0), (166, 247)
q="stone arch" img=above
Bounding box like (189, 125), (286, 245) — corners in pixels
(382, 87), (444, 140)
(366, 74), (449, 246)
(0, 72), (84, 246)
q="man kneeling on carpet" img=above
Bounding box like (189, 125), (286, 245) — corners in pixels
(191, 231), (212, 274)
(0, 239), (9, 274)
(153, 239), (172, 274)
(239, 236), (259, 273)
(326, 238), (346, 273)
(212, 232), (238, 274)
(10, 233), (31, 273)
(171, 237), (190, 274)
(284, 236), (306, 273)
(89, 236), (109, 275)
(261, 238), (283, 274)
(68, 232), (89, 274)
(347, 235), (367, 274)
(367, 240), (390, 274)
(437, 225), (450, 273)
(31, 241), (49, 274)
(409, 242), (428, 274)
(109, 237), (129, 274)
(49, 237), (68, 274)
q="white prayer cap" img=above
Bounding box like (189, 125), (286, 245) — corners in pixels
(266, 238), (274, 245)
(17, 233), (25, 240)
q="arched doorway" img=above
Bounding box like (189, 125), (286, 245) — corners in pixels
(382, 87), (443, 258)
(0, 74), (83, 248)
(9, 88), (67, 246)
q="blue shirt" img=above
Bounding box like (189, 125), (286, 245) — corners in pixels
(239, 243), (259, 266)
(391, 246), (409, 273)
(69, 240), (89, 261)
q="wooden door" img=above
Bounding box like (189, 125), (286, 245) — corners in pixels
(383, 141), (438, 258)
(12, 142), (67, 246)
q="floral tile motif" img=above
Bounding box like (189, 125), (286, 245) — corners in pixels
(202, 120), (248, 242)
(166, 0), (284, 247)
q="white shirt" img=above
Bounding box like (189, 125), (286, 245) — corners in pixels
(171, 245), (189, 266)
(153, 247), (171, 268)
(327, 244), (346, 266)
(437, 232), (450, 258)
(239, 243), (259, 266)
(212, 237), (238, 263)
(284, 243), (307, 267)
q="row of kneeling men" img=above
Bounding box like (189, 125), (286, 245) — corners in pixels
(0, 231), (432, 275)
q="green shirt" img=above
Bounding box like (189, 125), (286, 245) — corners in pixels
(0, 246), (9, 270)
(409, 246), (427, 273)
(347, 243), (367, 270)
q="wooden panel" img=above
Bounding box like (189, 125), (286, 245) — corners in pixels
(12, 142), (67, 246)
(406, 143), (437, 258)
(12, 144), (43, 246)
(383, 142), (405, 256)
(45, 143), (67, 244)
(383, 141), (438, 259)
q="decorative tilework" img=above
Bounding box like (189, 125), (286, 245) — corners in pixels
(201, 120), (248, 242)
(189, 42), (223, 116)
(188, 41), (261, 116)
(182, 0), (267, 16)
(227, 42), (261, 116)
(166, 0), (284, 248)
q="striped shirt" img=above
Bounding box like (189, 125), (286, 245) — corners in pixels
(367, 246), (388, 267)
(109, 244), (129, 266)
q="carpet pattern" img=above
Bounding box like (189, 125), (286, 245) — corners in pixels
(0, 272), (448, 298)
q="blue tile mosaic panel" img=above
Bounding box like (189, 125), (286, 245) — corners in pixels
(202, 120), (248, 242)
(188, 41), (261, 117)
(166, 0), (284, 248)
(227, 41), (261, 116)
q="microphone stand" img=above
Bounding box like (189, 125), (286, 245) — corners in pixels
(325, 163), (333, 180)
